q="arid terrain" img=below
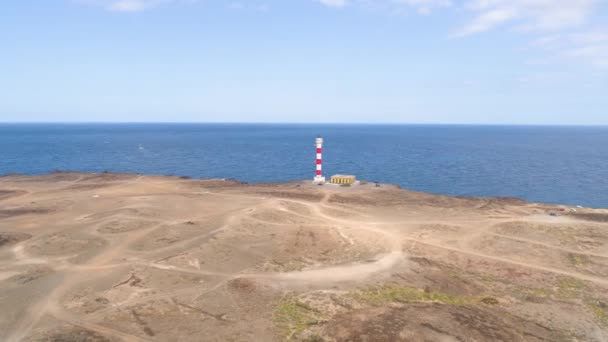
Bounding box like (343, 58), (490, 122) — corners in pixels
(1, 172), (608, 341)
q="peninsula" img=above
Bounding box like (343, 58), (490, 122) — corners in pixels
(1, 172), (607, 341)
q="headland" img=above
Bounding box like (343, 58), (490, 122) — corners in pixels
(1, 172), (608, 341)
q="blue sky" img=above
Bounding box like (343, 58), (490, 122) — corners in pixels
(1, 0), (607, 124)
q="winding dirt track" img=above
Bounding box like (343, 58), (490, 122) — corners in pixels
(1, 173), (608, 341)
(3, 182), (405, 341)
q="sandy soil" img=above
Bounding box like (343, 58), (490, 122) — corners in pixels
(1, 172), (608, 341)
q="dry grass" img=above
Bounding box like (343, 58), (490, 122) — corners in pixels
(349, 285), (477, 306)
(588, 301), (608, 326)
(274, 297), (327, 340)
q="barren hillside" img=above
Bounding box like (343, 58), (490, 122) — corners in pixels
(1, 172), (607, 341)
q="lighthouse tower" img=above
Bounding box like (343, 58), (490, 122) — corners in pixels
(313, 136), (326, 183)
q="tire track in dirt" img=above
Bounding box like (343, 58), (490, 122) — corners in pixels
(4, 215), (189, 342)
(490, 232), (608, 259)
(243, 196), (407, 285)
(404, 237), (608, 286)
(47, 301), (151, 342)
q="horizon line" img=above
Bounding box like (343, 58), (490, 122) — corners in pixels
(1, 121), (608, 127)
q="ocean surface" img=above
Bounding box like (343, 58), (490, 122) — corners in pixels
(1, 124), (607, 208)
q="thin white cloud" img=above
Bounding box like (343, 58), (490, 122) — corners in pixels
(568, 45), (608, 68)
(393, 0), (452, 15)
(314, 0), (599, 35)
(109, 0), (163, 12)
(534, 29), (608, 69)
(77, 0), (197, 12)
(317, 0), (349, 8)
(570, 30), (608, 45)
(313, 0), (604, 68)
(454, 0), (599, 36)
(316, 0), (451, 13)
(451, 8), (516, 36)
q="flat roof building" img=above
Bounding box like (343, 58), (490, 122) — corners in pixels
(330, 175), (356, 185)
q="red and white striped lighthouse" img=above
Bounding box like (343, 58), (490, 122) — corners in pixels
(313, 136), (326, 183)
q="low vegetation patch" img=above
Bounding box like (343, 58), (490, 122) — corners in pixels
(480, 297), (500, 305)
(556, 277), (586, 298)
(521, 287), (552, 301)
(274, 297), (327, 340)
(274, 287), (496, 340)
(587, 300), (608, 326)
(349, 285), (474, 306)
(567, 253), (588, 267)
(514, 277), (586, 301)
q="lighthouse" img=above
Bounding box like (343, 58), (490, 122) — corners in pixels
(313, 136), (326, 183)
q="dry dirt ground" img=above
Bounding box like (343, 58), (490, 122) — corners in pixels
(1, 172), (608, 342)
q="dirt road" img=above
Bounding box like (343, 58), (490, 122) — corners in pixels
(1, 172), (607, 341)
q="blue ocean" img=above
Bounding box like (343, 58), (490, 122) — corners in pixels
(1, 124), (607, 208)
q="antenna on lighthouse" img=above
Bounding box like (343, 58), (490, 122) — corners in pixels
(313, 135), (326, 184)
